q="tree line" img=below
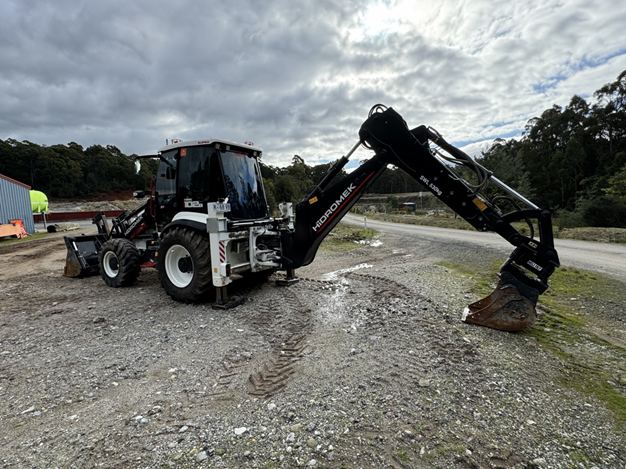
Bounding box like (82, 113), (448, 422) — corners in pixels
(0, 140), (158, 198)
(1, 70), (625, 227)
(474, 70), (626, 228)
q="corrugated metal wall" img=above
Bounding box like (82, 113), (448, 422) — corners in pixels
(0, 174), (35, 234)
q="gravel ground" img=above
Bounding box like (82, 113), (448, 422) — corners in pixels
(0, 227), (625, 469)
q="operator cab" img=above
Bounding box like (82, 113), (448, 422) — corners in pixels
(154, 139), (268, 227)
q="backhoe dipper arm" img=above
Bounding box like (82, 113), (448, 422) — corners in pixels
(286, 105), (560, 332)
(285, 141), (390, 270)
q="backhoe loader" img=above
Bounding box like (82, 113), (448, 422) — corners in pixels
(64, 105), (559, 331)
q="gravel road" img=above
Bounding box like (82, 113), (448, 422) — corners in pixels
(343, 214), (626, 280)
(1, 226), (625, 469)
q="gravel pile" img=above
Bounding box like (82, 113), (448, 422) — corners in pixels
(48, 198), (145, 213)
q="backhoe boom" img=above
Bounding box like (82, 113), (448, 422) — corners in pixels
(286, 105), (560, 331)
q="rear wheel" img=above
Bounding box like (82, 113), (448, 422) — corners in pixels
(157, 227), (213, 303)
(99, 238), (141, 287)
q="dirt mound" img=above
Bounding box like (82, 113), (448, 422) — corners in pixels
(48, 198), (146, 213)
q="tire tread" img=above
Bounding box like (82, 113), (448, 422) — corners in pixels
(99, 238), (141, 287)
(157, 227), (213, 303)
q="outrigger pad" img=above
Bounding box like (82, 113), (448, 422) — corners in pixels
(462, 281), (538, 332)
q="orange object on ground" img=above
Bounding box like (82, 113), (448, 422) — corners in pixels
(0, 223), (22, 238)
(0, 220), (28, 239)
(10, 219), (28, 237)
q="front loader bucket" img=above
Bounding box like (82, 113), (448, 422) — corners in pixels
(63, 234), (107, 277)
(462, 280), (538, 332)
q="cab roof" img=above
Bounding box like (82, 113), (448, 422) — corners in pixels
(158, 138), (263, 157)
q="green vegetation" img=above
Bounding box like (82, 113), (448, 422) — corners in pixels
(0, 232), (49, 245)
(556, 227), (626, 243)
(0, 141), (158, 198)
(435, 260), (498, 297)
(443, 260), (626, 423)
(530, 268), (626, 422)
(367, 212), (476, 231)
(319, 224), (378, 252)
(476, 70), (626, 228)
(436, 444), (465, 457)
(396, 449), (410, 463)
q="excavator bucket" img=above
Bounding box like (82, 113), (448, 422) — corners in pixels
(462, 280), (538, 332)
(63, 234), (106, 277)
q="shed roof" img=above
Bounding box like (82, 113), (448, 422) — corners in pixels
(0, 173), (31, 190)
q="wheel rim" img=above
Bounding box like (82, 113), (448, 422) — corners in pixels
(103, 251), (119, 278)
(165, 244), (193, 288)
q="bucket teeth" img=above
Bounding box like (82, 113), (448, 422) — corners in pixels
(462, 281), (537, 332)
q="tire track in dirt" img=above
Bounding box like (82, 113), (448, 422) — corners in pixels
(345, 271), (429, 302)
(245, 283), (313, 398)
(0, 236), (67, 280)
(200, 279), (317, 400)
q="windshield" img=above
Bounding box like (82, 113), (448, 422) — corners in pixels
(220, 150), (268, 219)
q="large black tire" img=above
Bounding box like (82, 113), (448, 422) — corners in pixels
(157, 227), (213, 303)
(98, 238), (141, 287)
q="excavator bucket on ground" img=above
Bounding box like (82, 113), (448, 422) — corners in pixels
(462, 283), (537, 331)
(462, 271), (541, 332)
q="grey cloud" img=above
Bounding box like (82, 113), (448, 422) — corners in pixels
(1, 0), (625, 166)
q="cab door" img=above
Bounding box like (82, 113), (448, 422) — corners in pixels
(154, 149), (178, 228)
(176, 146), (226, 214)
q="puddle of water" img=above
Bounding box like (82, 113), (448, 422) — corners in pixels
(322, 263), (373, 281)
(354, 239), (383, 247)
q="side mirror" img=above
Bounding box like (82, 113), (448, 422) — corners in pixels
(133, 190), (146, 198)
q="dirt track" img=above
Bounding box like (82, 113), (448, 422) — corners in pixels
(1, 229), (625, 469)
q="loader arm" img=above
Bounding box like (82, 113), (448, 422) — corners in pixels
(286, 105), (560, 331)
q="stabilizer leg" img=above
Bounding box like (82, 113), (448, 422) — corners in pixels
(276, 269), (300, 286)
(212, 286), (246, 309)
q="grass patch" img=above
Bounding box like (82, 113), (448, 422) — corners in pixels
(528, 267), (626, 422)
(542, 266), (609, 300)
(319, 223), (379, 252)
(396, 449), (410, 463)
(556, 227), (626, 243)
(0, 232), (49, 245)
(436, 260), (505, 301)
(367, 212), (476, 231)
(442, 261), (626, 424)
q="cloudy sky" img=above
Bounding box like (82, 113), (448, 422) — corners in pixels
(1, 0), (625, 169)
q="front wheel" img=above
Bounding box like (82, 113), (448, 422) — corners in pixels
(157, 227), (213, 303)
(99, 238), (141, 287)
